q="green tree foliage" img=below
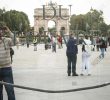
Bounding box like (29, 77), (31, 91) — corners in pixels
(0, 8), (6, 27)
(70, 8), (110, 35)
(86, 9), (104, 30)
(99, 22), (108, 34)
(70, 14), (86, 31)
(0, 8), (30, 32)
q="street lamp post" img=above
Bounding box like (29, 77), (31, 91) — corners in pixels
(13, 12), (17, 46)
(90, 7), (93, 36)
(68, 5), (72, 34)
(2, 7), (5, 22)
(13, 25), (16, 46)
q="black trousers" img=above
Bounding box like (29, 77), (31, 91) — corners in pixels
(67, 54), (77, 74)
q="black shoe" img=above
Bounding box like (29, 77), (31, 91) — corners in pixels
(72, 73), (78, 76)
(68, 73), (71, 76)
(87, 74), (91, 76)
(80, 73), (84, 76)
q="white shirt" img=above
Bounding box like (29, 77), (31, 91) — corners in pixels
(83, 39), (92, 54)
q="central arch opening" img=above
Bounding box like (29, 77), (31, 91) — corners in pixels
(48, 20), (56, 35)
(48, 20), (55, 28)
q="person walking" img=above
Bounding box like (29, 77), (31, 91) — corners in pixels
(66, 34), (78, 76)
(99, 38), (106, 59)
(0, 26), (16, 100)
(81, 35), (92, 76)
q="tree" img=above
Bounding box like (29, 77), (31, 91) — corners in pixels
(99, 22), (108, 35)
(0, 8), (6, 27)
(0, 9), (30, 33)
(86, 9), (103, 30)
(70, 14), (86, 31)
(70, 8), (109, 36)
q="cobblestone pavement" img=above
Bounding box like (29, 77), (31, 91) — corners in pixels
(3, 44), (110, 100)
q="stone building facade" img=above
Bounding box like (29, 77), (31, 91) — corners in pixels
(34, 4), (69, 35)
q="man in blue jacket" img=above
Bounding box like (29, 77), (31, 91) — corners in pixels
(66, 34), (78, 76)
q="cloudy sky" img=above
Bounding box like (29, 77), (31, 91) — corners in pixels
(0, 0), (110, 26)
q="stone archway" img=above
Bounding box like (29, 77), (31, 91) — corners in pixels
(34, 2), (69, 36)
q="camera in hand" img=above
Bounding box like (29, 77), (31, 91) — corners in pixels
(2, 26), (7, 30)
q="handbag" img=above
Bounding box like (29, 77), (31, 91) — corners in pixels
(85, 52), (91, 57)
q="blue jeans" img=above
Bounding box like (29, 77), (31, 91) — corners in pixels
(0, 67), (16, 100)
(100, 48), (105, 58)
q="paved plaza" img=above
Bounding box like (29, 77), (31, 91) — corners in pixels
(3, 44), (110, 100)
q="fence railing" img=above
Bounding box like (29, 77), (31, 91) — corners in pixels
(0, 81), (110, 93)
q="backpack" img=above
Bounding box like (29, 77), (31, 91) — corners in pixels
(10, 48), (14, 55)
(2, 38), (14, 56)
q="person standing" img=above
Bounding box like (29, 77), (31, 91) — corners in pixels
(108, 37), (110, 46)
(81, 35), (92, 76)
(57, 35), (62, 49)
(51, 36), (57, 52)
(33, 37), (37, 51)
(10, 47), (14, 64)
(0, 26), (16, 100)
(66, 34), (78, 76)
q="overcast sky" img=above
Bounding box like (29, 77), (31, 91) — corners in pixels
(0, 0), (110, 26)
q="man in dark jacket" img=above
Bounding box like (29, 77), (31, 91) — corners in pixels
(99, 38), (106, 58)
(66, 34), (78, 76)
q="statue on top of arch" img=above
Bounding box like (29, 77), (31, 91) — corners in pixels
(46, 0), (58, 8)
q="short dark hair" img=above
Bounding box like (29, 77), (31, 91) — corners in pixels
(85, 35), (88, 39)
(69, 34), (74, 38)
(0, 26), (7, 30)
(2, 26), (7, 30)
